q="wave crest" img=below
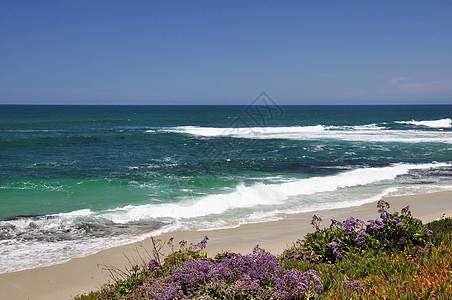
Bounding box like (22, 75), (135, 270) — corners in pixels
(395, 118), (452, 128)
(156, 124), (452, 143)
(92, 162), (451, 222)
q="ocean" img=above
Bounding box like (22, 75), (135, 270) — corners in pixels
(1, 103), (452, 274)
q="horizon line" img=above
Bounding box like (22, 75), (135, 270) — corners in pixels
(1, 103), (452, 107)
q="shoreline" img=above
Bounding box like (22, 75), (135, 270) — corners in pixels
(1, 190), (452, 300)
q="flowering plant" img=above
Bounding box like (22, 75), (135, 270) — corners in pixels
(148, 244), (323, 299)
(303, 201), (433, 262)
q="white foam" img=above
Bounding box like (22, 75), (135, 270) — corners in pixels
(386, 183), (452, 197)
(2, 162), (451, 274)
(161, 124), (385, 137)
(0, 214), (181, 274)
(329, 123), (384, 131)
(395, 118), (452, 128)
(161, 125), (327, 137)
(246, 210), (284, 222)
(54, 208), (94, 217)
(0, 234), (126, 274)
(95, 162), (450, 223)
(100, 181), (286, 223)
(159, 125), (452, 143)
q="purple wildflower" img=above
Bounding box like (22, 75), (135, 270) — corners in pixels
(367, 219), (385, 232)
(342, 280), (364, 293)
(339, 217), (365, 234)
(148, 259), (161, 271)
(168, 260), (215, 296)
(425, 228), (433, 235)
(148, 281), (177, 300)
(399, 237), (407, 243)
(342, 227), (354, 235)
(195, 236), (209, 249)
(396, 221), (405, 227)
(391, 217), (401, 224)
(216, 246), (283, 283)
(225, 275), (264, 298)
(296, 239), (305, 245)
(380, 213), (389, 220)
(344, 217), (364, 229)
(273, 269), (323, 298)
(146, 244), (324, 299)
(326, 241), (344, 260)
(330, 219), (345, 229)
(355, 230), (369, 245)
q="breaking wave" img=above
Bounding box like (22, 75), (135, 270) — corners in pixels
(1, 162), (451, 273)
(158, 124), (452, 143)
(395, 118), (452, 128)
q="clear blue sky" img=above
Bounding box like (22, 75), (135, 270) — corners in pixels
(1, 1), (451, 105)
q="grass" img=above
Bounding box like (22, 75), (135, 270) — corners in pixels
(75, 210), (452, 299)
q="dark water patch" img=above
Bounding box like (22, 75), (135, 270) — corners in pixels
(5, 214), (50, 221)
(0, 214), (172, 243)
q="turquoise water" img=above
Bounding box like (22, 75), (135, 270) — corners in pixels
(1, 105), (452, 273)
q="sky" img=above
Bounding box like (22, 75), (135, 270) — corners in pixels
(1, 1), (451, 105)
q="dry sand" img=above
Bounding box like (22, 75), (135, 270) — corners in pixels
(1, 190), (452, 300)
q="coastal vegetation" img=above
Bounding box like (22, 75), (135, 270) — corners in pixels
(75, 201), (452, 299)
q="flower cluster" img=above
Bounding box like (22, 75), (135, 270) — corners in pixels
(342, 280), (364, 293)
(195, 235), (209, 249)
(148, 259), (160, 270)
(326, 241), (344, 260)
(343, 217), (365, 234)
(148, 281), (178, 299)
(147, 244), (323, 299)
(273, 269), (323, 299)
(367, 219), (385, 232)
(391, 217), (405, 227)
(355, 230), (368, 245)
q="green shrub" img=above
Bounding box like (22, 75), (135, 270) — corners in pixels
(303, 201), (433, 263)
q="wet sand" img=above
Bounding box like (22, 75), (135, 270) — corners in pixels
(1, 190), (451, 300)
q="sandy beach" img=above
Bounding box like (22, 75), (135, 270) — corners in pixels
(1, 190), (452, 300)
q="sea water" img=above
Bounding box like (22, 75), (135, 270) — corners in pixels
(1, 104), (452, 273)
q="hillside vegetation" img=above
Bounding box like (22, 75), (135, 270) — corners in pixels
(76, 200), (452, 299)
